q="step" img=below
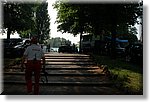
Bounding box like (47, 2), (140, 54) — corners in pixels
(45, 59), (93, 62)
(4, 75), (108, 83)
(45, 56), (91, 59)
(45, 67), (99, 70)
(4, 81), (113, 86)
(4, 72), (105, 76)
(45, 65), (100, 69)
(45, 62), (95, 65)
(2, 84), (123, 95)
(4, 69), (102, 74)
(4, 67), (99, 70)
(44, 54), (90, 57)
(5, 64), (98, 69)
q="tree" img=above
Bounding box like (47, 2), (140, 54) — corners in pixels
(3, 2), (35, 39)
(54, 2), (89, 52)
(35, 1), (50, 44)
(54, 1), (142, 56)
(127, 26), (138, 43)
(84, 3), (142, 58)
(3, 0), (51, 44)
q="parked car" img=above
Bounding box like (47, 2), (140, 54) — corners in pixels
(58, 45), (72, 53)
(115, 42), (126, 56)
(58, 45), (78, 53)
(3, 39), (22, 57)
(125, 42), (143, 65)
(13, 39), (30, 57)
(104, 42), (126, 56)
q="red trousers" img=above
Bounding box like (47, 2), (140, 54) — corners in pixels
(25, 60), (41, 95)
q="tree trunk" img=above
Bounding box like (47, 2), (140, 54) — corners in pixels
(140, 18), (143, 43)
(79, 32), (83, 53)
(111, 6), (117, 59)
(7, 28), (11, 39)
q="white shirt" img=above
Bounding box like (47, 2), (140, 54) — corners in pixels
(24, 44), (44, 60)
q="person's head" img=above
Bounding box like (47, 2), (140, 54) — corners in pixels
(31, 36), (38, 44)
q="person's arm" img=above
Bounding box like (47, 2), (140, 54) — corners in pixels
(21, 47), (29, 71)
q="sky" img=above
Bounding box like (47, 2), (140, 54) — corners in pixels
(47, 0), (80, 44)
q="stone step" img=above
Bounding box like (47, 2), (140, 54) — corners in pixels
(5, 67), (99, 70)
(5, 65), (99, 70)
(5, 69), (102, 74)
(4, 81), (113, 86)
(45, 59), (93, 62)
(45, 62), (95, 65)
(2, 84), (123, 95)
(44, 57), (91, 60)
(44, 53), (90, 57)
(4, 75), (108, 83)
(45, 65), (99, 68)
(4, 72), (105, 76)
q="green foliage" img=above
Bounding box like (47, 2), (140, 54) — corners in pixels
(127, 34), (138, 43)
(116, 26), (138, 43)
(3, 0), (50, 43)
(128, 26), (138, 35)
(54, 1), (142, 55)
(3, 3), (36, 39)
(54, 2), (142, 35)
(19, 29), (31, 38)
(54, 2), (88, 36)
(35, 2), (50, 43)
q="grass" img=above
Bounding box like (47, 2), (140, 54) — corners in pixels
(4, 57), (22, 67)
(92, 54), (143, 94)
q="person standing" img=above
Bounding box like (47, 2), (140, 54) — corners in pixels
(21, 36), (45, 95)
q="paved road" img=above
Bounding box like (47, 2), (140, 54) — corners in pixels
(2, 52), (123, 95)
